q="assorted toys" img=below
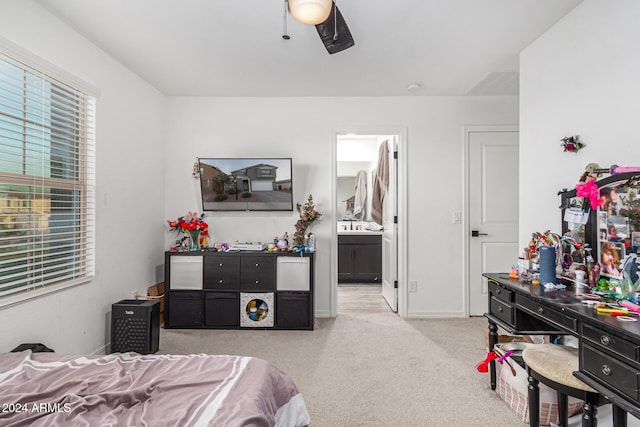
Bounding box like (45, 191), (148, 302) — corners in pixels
(170, 230), (315, 254)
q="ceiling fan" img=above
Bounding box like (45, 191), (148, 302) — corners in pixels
(283, 0), (355, 54)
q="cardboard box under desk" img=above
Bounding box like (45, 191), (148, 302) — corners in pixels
(484, 327), (533, 350)
(484, 325), (554, 349)
(147, 283), (165, 326)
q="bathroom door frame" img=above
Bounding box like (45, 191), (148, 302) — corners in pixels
(330, 126), (408, 318)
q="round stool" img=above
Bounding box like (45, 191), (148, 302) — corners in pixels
(522, 344), (604, 427)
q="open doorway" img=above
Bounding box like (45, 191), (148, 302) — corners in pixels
(334, 133), (400, 315)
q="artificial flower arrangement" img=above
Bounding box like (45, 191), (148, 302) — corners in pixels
(293, 194), (322, 246)
(167, 211), (209, 251)
(560, 135), (585, 153)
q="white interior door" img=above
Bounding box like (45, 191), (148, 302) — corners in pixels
(381, 139), (398, 312)
(468, 130), (519, 316)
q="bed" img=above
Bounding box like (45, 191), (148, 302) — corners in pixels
(0, 351), (310, 426)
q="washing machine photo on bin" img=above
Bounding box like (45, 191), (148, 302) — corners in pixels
(240, 292), (274, 327)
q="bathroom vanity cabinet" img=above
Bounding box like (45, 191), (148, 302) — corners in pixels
(337, 234), (382, 283)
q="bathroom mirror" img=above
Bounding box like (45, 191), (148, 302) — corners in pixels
(336, 174), (357, 219)
(336, 134), (394, 223)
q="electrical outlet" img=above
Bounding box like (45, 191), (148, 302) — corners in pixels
(408, 280), (417, 292)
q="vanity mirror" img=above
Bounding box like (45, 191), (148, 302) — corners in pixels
(561, 171), (640, 278)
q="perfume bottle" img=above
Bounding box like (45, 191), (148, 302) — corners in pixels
(585, 246), (594, 275)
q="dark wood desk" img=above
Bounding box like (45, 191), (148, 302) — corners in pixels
(484, 273), (640, 425)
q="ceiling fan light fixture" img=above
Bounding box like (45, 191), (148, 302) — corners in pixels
(289, 0), (332, 25)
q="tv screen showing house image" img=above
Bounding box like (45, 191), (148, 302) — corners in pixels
(198, 158), (293, 211)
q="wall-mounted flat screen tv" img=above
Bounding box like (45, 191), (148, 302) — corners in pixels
(198, 158), (293, 211)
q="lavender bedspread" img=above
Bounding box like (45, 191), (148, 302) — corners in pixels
(0, 352), (310, 427)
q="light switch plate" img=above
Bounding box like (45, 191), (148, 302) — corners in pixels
(452, 211), (462, 224)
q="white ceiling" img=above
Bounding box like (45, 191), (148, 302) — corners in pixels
(35, 0), (582, 97)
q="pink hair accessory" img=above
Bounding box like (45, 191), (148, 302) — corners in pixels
(475, 351), (498, 373)
(575, 178), (604, 210)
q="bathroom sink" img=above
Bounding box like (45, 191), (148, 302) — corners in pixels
(337, 229), (383, 235)
(336, 221), (382, 234)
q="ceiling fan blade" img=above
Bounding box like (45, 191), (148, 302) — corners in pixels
(315, 2), (354, 54)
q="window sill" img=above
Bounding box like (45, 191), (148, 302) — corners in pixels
(0, 277), (93, 309)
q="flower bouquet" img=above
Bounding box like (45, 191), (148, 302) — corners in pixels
(293, 194), (322, 246)
(167, 211), (209, 251)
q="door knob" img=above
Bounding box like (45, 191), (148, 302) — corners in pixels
(471, 230), (488, 237)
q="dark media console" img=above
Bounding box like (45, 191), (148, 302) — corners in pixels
(164, 251), (315, 330)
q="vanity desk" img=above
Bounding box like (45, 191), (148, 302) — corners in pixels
(484, 272), (639, 424)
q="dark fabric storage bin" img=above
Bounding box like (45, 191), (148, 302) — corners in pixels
(167, 291), (202, 327)
(204, 292), (239, 327)
(276, 292), (310, 329)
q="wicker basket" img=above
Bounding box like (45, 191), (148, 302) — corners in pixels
(495, 353), (583, 425)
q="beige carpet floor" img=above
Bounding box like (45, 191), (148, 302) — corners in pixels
(158, 285), (528, 426)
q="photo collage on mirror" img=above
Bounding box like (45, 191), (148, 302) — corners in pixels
(599, 186), (628, 278)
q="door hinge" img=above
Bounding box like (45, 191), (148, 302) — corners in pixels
(394, 280), (398, 289)
(394, 215), (398, 224)
(393, 151), (398, 159)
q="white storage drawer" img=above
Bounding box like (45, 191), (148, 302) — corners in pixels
(169, 256), (203, 290)
(276, 257), (310, 291)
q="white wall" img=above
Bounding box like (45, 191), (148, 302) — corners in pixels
(0, 0), (166, 353)
(520, 0), (640, 250)
(164, 96), (518, 317)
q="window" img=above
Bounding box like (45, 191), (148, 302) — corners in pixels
(0, 45), (96, 304)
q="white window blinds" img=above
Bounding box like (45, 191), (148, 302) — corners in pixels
(0, 50), (96, 301)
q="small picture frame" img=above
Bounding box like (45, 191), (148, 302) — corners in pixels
(598, 211), (607, 229)
(600, 241), (625, 278)
(606, 215), (630, 242)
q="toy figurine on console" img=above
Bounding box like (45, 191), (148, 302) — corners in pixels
(509, 264), (519, 280)
(621, 248), (640, 290)
(170, 235), (189, 252)
(275, 233), (289, 252)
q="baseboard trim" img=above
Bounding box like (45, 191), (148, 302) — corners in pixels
(315, 310), (466, 319)
(406, 311), (466, 318)
(93, 344), (108, 355)
(315, 310), (332, 318)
